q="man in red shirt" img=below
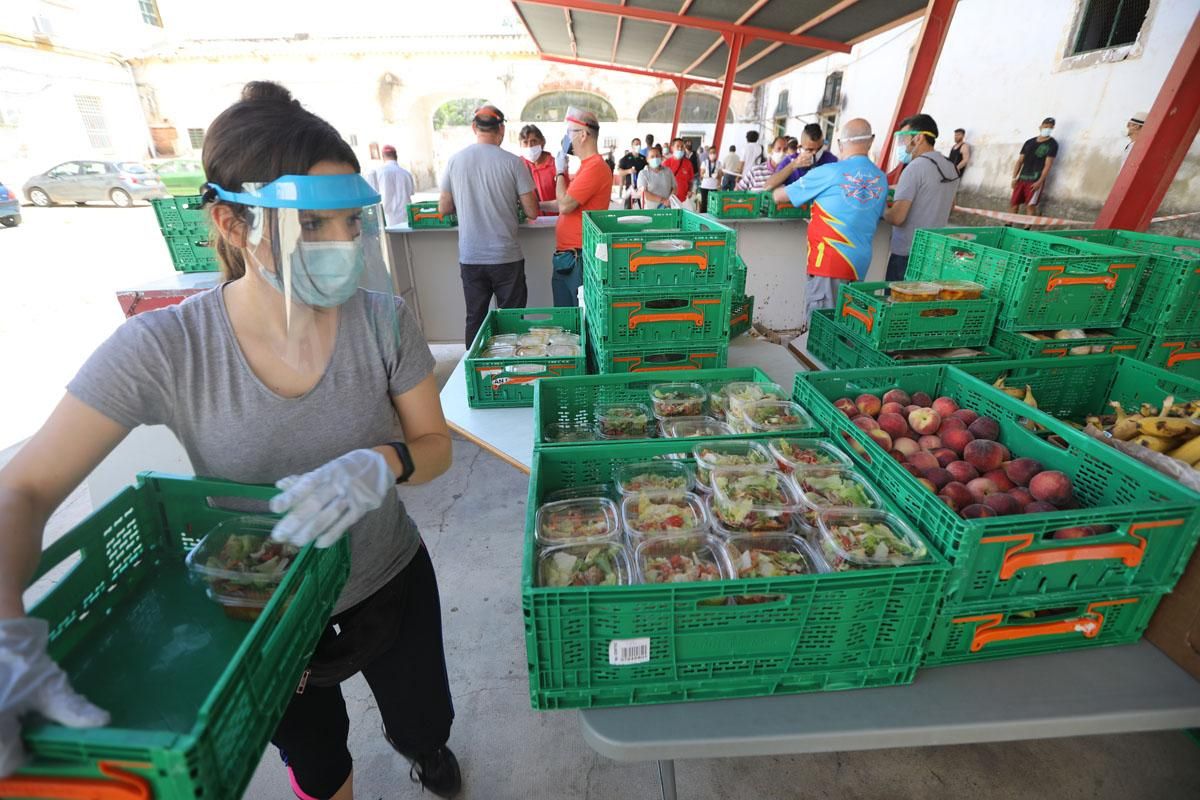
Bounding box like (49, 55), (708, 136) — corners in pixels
(662, 137), (695, 203)
(552, 106), (613, 306)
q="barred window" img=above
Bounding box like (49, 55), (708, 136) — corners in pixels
(138, 0), (163, 27)
(522, 91), (617, 123)
(1072, 0), (1150, 53)
(74, 95), (111, 149)
(638, 91), (733, 124)
(188, 128), (205, 150)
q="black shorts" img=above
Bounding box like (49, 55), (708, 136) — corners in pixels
(272, 544), (454, 798)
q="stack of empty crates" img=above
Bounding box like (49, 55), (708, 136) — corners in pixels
(581, 209), (738, 373)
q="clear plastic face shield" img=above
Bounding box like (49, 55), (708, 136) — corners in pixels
(889, 129), (935, 170)
(210, 173), (398, 372)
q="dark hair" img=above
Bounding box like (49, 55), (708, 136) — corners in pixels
(746, 130), (760, 143)
(901, 113), (939, 145)
(649, 144), (663, 156)
(786, 137), (799, 150)
(801, 123), (823, 142)
(772, 135), (789, 148)
(519, 124), (546, 144)
(645, 134), (655, 144)
(671, 138), (685, 147)
(954, 128), (965, 134)
(203, 81), (358, 280)
(728, 145), (736, 152)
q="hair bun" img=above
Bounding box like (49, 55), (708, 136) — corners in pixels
(241, 81), (296, 106)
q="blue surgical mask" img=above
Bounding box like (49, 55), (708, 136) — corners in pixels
(1040, 127), (1053, 137)
(648, 157), (662, 168)
(898, 148), (913, 165)
(260, 241), (364, 308)
(673, 149), (684, 159)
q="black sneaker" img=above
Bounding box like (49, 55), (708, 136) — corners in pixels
(387, 735), (462, 799)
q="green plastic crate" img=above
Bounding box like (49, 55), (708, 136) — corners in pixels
(923, 591), (1162, 666)
(586, 328), (728, 374)
(151, 195), (207, 232)
(706, 190), (762, 218)
(1048, 229), (1200, 336)
(907, 227), (1147, 331)
(13, 473), (349, 800)
(465, 307), (586, 408)
(407, 200), (456, 228)
(730, 295), (754, 339)
(523, 439), (949, 709)
(990, 325), (1147, 361)
(762, 193), (810, 219)
(837, 282), (1000, 351)
(584, 282), (731, 346)
(732, 254), (747, 297)
(1142, 333), (1200, 380)
(582, 209), (736, 289)
(792, 366), (1200, 606)
(164, 232), (219, 273)
(807, 308), (1007, 371)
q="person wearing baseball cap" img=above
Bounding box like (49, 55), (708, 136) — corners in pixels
(1010, 117), (1058, 217)
(365, 144), (414, 227)
(1123, 111), (1148, 164)
(551, 106), (612, 306)
(439, 104), (541, 346)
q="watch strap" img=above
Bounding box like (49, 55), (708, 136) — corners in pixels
(387, 441), (414, 484)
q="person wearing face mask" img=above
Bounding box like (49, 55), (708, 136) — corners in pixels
(1010, 117), (1058, 217)
(736, 135), (789, 192)
(637, 145), (675, 209)
(883, 114), (960, 281)
(617, 138), (647, 209)
(519, 124), (558, 215)
(0, 82), (461, 800)
(552, 106), (613, 306)
(698, 145), (722, 212)
(764, 124), (838, 192)
(662, 138), (696, 202)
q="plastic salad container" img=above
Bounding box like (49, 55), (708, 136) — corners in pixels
(516, 344), (549, 357)
(613, 460), (694, 496)
(528, 326), (563, 337)
(648, 382), (708, 419)
(517, 332), (550, 347)
(767, 438), (853, 474)
(724, 533), (828, 579)
(793, 468), (885, 527)
(535, 497), (621, 546)
(732, 400), (814, 434)
(708, 466), (802, 534)
(815, 508), (929, 571)
(713, 381), (789, 420)
(621, 491), (708, 540)
(595, 402), (654, 439)
(185, 515), (299, 621)
(542, 423), (594, 443)
(487, 333), (519, 347)
(691, 440), (773, 492)
(538, 542), (631, 587)
(544, 483), (615, 503)
(549, 332), (581, 346)
(661, 416), (734, 439)
(633, 533), (730, 584)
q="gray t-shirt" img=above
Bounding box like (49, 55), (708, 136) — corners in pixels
(441, 143), (535, 265)
(890, 151), (960, 256)
(67, 286), (435, 614)
(637, 167), (675, 207)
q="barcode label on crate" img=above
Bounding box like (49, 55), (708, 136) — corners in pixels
(594, 243), (608, 262)
(608, 637), (651, 665)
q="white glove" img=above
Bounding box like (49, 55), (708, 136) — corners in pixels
(0, 618), (110, 777)
(270, 448), (393, 549)
(555, 150), (569, 176)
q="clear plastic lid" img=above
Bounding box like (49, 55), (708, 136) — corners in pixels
(547, 344), (581, 357)
(793, 468), (886, 527)
(648, 382), (707, 419)
(719, 382), (789, 418)
(535, 497), (621, 546)
(621, 491), (708, 540)
(481, 346), (516, 358)
(767, 438), (852, 474)
(709, 467), (802, 534)
(889, 281), (941, 302)
(516, 344), (549, 357)
(662, 416), (734, 439)
(594, 402), (654, 439)
(528, 326), (564, 336)
(542, 423), (594, 443)
(613, 460), (694, 496)
(185, 515), (298, 609)
(538, 542), (632, 587)
(487, 333), (520, 347)
(633, 533), (730, 584)
(549, 332), (581, 346)
(724, 533), (828, 579)
(544, 483), (615, 503)
(517, 332), (550, 347)
(936, 280), (985, 300)
(815, 508), (929, 570)
(691, 441), (772, 492)
(733, 400), (814, 434)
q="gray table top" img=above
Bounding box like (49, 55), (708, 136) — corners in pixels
(578, 642), (1200, 761)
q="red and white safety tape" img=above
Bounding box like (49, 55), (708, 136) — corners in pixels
(953, 205), (1200, 227)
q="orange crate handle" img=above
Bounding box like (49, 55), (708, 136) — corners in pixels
(628, 310), (705, 329)
(1158, 340), (1200, 368)
(722, 202), (756, 212)
(412, 212), (447, 221)
(0, 761), (152, 799)
(840, 297), (876, 333)
(980, 519), (1181, 580)
(731, 312), (749, 326)
(628, 253), (709, 273)
(955, 599), (1139, 652)
(1038, 263), (1135, 292)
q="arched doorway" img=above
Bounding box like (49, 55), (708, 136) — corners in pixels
(520, 90), (618, 124)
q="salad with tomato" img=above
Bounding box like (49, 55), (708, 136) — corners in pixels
(540, 544), (628, 586)
(649, 382), (707, 418)
(622, 492), (706, 538)
(535, 498), (620, 545)
(817, 510), (927, 571)
(691, 441), (772, 491)
(596, 403), (653, 439)
(768, 439), (851, 473)
(794, 469), (881, 525)
(710, 467), (799, 532)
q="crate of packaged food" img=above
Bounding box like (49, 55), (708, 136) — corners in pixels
(522, 438), (949, 709)
(989, 325), (1147, 361)
(164, 232), (219, 273)
(1046, 229), (1200, 336)
(465, 307), (586, 409)
(5, 472), (349, 800)
(584, 282), (731, 346)
(151, 194), (207, 232)
(582, 209), (736, 289)
(807, 308), (1007, 371)
(532, 366), (822, 446)
(836, 280), (1000, 351)
(791, 365), (1200, 607)
(705, 190), (762, 219)
(762, 193), (810, 219)
(1142, 333), (1200, 381)
(406, 200), (456, 228)
(922, 591), (1162, 667)
(730, 295), (754, 339)
(906, 227), (1147, 331)
(732, 254), (747, 297)
(587, 333), (730, 375)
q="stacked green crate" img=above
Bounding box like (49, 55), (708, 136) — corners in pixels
(151, 195), (218, 272)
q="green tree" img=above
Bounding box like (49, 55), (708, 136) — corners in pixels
(433, 98), (488, 130)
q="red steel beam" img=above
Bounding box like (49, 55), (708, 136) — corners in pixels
(710, 33), (744, 154)
(539, 53), (752, 92)
(682, 0), (771, 76)
(610, 0), (626, 63)
(648, 0), (694, 69)
(876, 0), (959, 169)
(519, 0), (852, 53)
(1097, 12), (1200, 231)
(670, 78), (688, 141)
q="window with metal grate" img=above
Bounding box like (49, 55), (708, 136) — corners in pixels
(1072, 0), (1151, 54)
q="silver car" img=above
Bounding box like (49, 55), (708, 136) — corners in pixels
(22, 160), (170, 208)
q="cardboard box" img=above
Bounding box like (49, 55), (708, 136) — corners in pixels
(1147, 546), (1200, 680)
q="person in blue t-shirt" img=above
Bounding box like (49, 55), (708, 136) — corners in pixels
(772, 118), (888, 328)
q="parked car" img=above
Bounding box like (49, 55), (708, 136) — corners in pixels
(152, 158), (206, 196)
(22, 161), (170, 207)
(0, 181), (20, 227)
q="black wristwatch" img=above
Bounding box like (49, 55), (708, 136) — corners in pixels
(387, 441), (414, 484)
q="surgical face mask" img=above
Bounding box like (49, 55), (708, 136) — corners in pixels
(524, 145), (543, 160)
(648, 157), (662, 169)
(769, 150), (784, 164)
(1040, 127), (1053, 137)
(898, 148), (914, 165)
(260, 241), (365, 308)
(673, 149), (684, 159)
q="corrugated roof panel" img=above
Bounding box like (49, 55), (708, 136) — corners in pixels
(573, 12), (620, 61)
(653, 25), (727, 72)
(744, 0), (839, 32)
(615, 19), (674, 65)
(518, 4), (571, 54)
(686, 0), (761, 24)
(803, 0), (925, 42)
(739, 45), (823, 86)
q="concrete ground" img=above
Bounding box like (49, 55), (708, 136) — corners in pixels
(3, 206), (1199, 799)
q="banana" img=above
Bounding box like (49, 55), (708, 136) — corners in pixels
(1166, 435), (1200, 464)
(1108, 402), (1139, 441)
(1138, 416), (1200, 439)
(1132, 434), (1177, 453)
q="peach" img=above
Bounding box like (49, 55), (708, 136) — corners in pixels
(966, 477), (999, 503)
(907, 452), (941, 473)
(869, 429), (894, 452)
(964, 440), (1009, 473)
(1025, 501), (1058, 514)
(877, 412), (909, 440)
(984, 493), (1021, 516)
(933, 448), (958, 468)
(941, 427), (975, 455)
(983, 469), (1015, 493)
(939, 416), (967, 433)
(1051, 526), (1095, 540)
(951, 408), (979, 425)
(1003, 457), (1044, 487)
(1009, 487), (1034, 510)
(902, 463), (923, 477)
(939, 482), (975, 511)
(946, 461), (979, 484)
(905, 404), (922, 417)
(1029, 470), (1074, 507)
(923, 467), (954, 491)
(883, 388), (912, 406)
(968, 416), (1000, 441)
(834, 397), (858, 418)
(932, 396), (959, 418)
(852, 416), (880, 432)
(892, 437), (921, 458)
(918, 434), (943, 451)
(961, 503), (997, 519)
(880, 401), (906, 416)
(912, 391), (933, 407)
(916, 477), (938, 493)
(908, 408), (942, 436)
(890, 449), (907, 463)
(856, 394), (882, 417)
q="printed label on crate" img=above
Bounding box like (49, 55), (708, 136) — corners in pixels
(594, 242), (608, 262)
(608, 637), (651, 665)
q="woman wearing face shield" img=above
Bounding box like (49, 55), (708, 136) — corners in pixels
(0, 82), (460, 800)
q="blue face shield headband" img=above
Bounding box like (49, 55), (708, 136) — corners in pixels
(206, 173), (381, 209)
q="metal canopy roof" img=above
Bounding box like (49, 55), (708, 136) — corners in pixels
(512, 0), (928, 88)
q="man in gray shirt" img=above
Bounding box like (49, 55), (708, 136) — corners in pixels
(883, 113), (960, 281)
(439, 105), (540, 346)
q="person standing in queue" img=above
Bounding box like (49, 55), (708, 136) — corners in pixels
(439, 105), (540, 346)
(617, 138), (646, 209)
(662, 138), (696, 204)
(698, 146), (722, 212)
(519, 124), (558, 216)
(637, 145), (675, 209)
(365, 144), (414, 227)
(552, 107), (613, 306)
(0, 81), (462, 800)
